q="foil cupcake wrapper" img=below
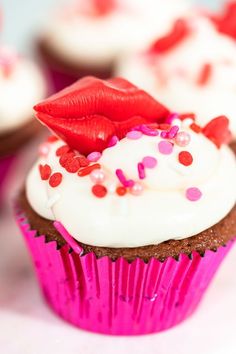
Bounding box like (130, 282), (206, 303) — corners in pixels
(16, 210), (234, 335)
(39, 51), (114, 93)
(0, 155), (15, 204)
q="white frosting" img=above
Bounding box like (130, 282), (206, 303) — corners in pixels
(116, 17), (236, 137)
(43, 0), (189, 67)
(26, 123), (236, 248)
(0, 54), (46, 133)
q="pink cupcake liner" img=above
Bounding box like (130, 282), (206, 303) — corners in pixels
(16, 210), (235, 335)
(46, 65), (79, 93)
(0, 155), (15, 205)
(41, 58), (114, 93)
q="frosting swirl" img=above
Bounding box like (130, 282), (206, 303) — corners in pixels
(26, 118), (236, 248)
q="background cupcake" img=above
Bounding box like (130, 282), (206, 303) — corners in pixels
(116, 16), (236, 150)
(0, 46), (46, 204)
(38, 0), (190, 91)
(16, 77), (236, 335)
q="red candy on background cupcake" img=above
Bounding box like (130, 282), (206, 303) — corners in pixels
(210, 0), (236, 40)
(15, 76), (236, 335)
(37, 0), (190, 92)
(116, 15), (236, 151)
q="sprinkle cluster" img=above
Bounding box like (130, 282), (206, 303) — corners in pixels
(38, 117), (203, 202)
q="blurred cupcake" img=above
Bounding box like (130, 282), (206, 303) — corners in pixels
(211, 0), (236, 40)
(0, 47), (46, 203)
(116, 17), (236, 151)
(16, 77), (236, 335)
(38, 0), (189, 91)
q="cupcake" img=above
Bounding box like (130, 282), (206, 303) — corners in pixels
(0, 47), (46, 202)
(38, 0), (189, 92)
(211, 0), (236, 40)
(16, 77), (236, 335)
(116, 16), (236, 151)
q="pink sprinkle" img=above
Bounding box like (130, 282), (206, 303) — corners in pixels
(166, 112), (179, 124)
(168, 125), (179, 139)
(142, 156), (157, 169)
(160, 131), (168, 139)
(140, 124), (158, 136)
(130, 182), (143, 196)
(108, 135), (119, 147)
(126, 180), (135, 187)
(186, 187), (202, 202)
(158, 141), (173, 155)
(138, 163), (145, 179)
(116, 169), (134, 188)
(126, 130), (143, 140)
(87, 151), (102, 162)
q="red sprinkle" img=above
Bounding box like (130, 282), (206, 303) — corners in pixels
(78, 164), (101, 177)
(39, 164), (51, 180)
(149, 19), (190, 54)
(56, 145), (71, 156)
(59, 152), (76, 167)
(197, 63), (212, 86)
(78, 156), (89, 167)
(178, 151), (193, 166)
(190, 123), (202, 134)
(179, 113), (196, 121)
(49, 172), (62, 188)
(92, 184), (107, 198)
(47, 135), (59, 143)
(65, 157), (81, 173)
(116, 186), (127, 196)
(158, 123), (171, 131)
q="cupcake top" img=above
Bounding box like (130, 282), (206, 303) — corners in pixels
(41, 0), (189, 67)
(116, 16), (236, 138)
(26, 77), (236, 248)
(0, 47), (46, 134)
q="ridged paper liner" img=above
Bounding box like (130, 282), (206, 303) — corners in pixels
(0, 155), (15, 204)
(16, 210), (234, 335)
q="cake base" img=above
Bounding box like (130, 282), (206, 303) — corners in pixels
(230, 140), (236, 155)
(18, 190), (236, 262)
(38, 39), (115, 92)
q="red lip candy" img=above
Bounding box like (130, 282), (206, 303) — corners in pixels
(34, 77), (169, 155)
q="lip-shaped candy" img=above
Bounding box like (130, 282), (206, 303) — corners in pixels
(34, 76), (170, 155)
(202, 116), (232, 148)
(149, 19), (190, 54)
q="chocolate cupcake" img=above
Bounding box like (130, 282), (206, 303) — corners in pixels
(0, 47), (46, 202)
(116, 16), (236, 148)
(38, 0), (189, 92)
(16, 77), (236, 335)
